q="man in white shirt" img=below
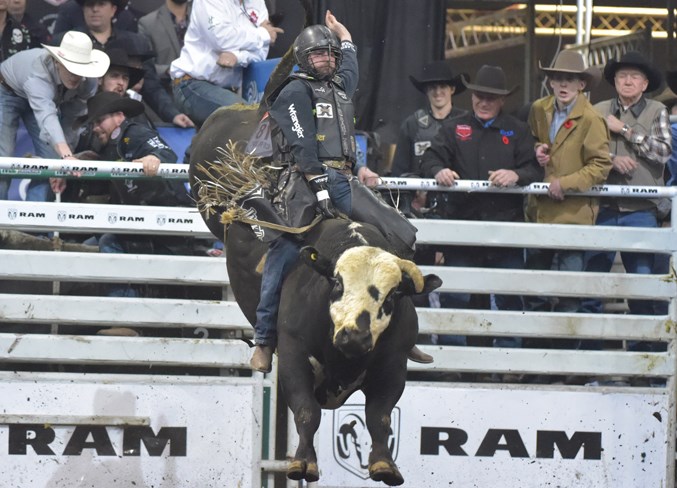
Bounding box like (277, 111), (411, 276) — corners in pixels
(170, 0), (282, 126)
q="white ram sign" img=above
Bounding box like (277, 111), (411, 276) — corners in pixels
(0, 373), (262, 488)
(316, 384), (669, 487)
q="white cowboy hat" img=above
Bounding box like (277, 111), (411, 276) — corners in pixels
(42, 31), (110, 78)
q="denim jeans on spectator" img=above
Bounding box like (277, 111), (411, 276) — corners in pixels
(254, 169), (352, 346)
(99, 233), (139, 298)
(0, 84), (60, 201)
(437, 245), (525, 348)
(584, 207), (659, 351)
(173, 78), (245, 127)
(524, 248), (600, 349)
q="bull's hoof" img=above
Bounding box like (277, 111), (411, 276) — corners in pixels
(287, 459), (319, 482)
(369, 460), (404, 486)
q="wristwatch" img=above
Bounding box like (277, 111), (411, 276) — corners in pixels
(620, 124), (630, 137)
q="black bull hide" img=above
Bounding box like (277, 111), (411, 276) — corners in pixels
(189, 106), (442, 486)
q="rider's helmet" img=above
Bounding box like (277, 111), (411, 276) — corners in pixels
(293, 25), (342, 80)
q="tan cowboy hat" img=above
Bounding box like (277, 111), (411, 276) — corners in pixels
(74, 91), (144, 128)
(42, 31), (109, 78)
(539, 50), (601, 89)
(461, 65), (518, 96)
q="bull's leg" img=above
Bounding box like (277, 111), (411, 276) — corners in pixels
(363, 355), (407, 486)
(279, 348), (322, 482)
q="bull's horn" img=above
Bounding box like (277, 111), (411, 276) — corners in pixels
(396, 258), (424, 293)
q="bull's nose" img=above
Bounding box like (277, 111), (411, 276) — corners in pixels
(334, 325), (372, 358)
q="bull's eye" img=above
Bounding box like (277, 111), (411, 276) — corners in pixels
(378, 289), (396, 318)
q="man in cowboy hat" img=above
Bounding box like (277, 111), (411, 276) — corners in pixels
(0, 30), (109, 200)
(54, 0), (195, 129)
(585, 51), (672, 326)
(524, 50), (611, 336)
(391, 60), (467, 177)
(53, 0), (138, 35)
(420, 65), (543, 351)
(77, 91), (193, 295)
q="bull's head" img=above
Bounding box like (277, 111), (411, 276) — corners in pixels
(300, 245), (442, 358)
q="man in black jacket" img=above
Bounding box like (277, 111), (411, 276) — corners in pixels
(421, 65), (543, 349)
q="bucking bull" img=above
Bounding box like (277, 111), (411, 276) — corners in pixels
(190, 118), (441, 486)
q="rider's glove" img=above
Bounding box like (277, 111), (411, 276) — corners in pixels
(308, 173), (337, 219)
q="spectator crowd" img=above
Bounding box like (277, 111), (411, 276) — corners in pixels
(0, 1), (675, 381)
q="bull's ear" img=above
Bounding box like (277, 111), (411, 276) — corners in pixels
(299, 246), (333, 277)
(398, 273), (443, 296)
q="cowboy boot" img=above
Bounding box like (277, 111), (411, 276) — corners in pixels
(407, 345), (433, 364)
(250, 345), (275, 373)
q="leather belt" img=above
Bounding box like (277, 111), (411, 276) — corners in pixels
(172, 74), (192, 86)
(0, 72), (15, 95)
(322, 160), (353, 172)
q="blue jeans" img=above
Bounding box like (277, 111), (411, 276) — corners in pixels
(254, 169), (352, 346)
(584, 208), (657, 315)
(99, 234), (139, 298)
(0, 84), (59, 201)
(584, 207), (659, 351)
(172, 78), (245, 127)
(437, 245), (525, 348)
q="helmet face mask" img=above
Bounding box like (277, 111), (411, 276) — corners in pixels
(294, 25), (343, 80)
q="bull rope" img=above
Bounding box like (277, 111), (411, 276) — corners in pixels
(194, 141), (325, 235)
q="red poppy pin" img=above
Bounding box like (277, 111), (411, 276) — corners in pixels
(502, 136), (509, 145)
(564, 119), (573, 129)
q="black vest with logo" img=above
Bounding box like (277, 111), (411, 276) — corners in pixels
(294, 73), (357, 164)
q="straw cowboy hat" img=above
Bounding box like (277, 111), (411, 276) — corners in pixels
(75, 91), (144, 128)
(461, 65), (518, 96)
(409, 60), (467, 95)
(603, 50), (663, 93)
(105, 48), (144, 87)
(539, 50), (602, 89)
(42, 31), (109, 78)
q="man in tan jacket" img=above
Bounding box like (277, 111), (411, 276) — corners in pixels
(526, 50), (611, 315)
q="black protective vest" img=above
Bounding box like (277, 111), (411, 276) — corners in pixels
(296, 74), (357, 164)
(412, 109), (444, 167)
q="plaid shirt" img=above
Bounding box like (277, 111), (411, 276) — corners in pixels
(611, 96), (672, 165)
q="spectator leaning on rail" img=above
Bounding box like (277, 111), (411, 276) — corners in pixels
(169, 0), (283, 127)
(138, 0), (191, 93)
(525, 50), (612, 321)
(54, 0), (195, 129)
(75, 91), (193, 296)
(0, 30), (109, 200)
(585, 51), (671, 337)
(420, 64), (544, 350)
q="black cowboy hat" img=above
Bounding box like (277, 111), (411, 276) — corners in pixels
(105, 48), (144, 87)
(106, 37), (155, 62)
(603, 51), (663, 93)
(75, 0), (129, 9)
(461, 65), (518, 96)
(666, 70), (677, 97)
(409, 60), (466, 95)
(75, 91), (144, 128)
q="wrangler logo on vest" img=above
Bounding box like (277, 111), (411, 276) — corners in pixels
(288, 103), (304, 138)
(316, 103), (334, 118)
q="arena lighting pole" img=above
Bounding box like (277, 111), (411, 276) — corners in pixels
(524, 0), (536, 102)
